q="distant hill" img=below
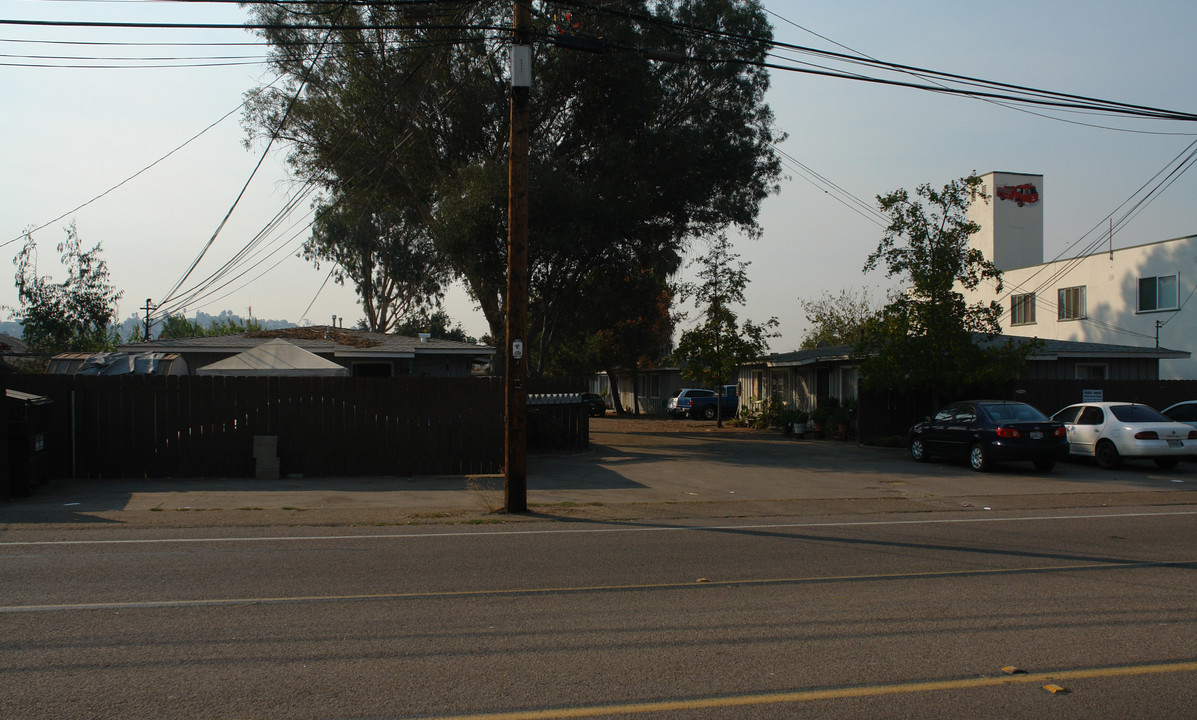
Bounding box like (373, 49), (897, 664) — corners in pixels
(120, 310), (300, 340)
(1, 312), (300, 344)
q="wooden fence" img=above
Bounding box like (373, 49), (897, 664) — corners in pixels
(6, 375), (512, 479)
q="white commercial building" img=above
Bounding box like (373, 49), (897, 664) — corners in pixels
(963, 171), (1196, 379)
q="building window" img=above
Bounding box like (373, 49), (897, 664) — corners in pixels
(1058, 286), (1086, 321)
(1011, 293), (1036, 325)
(838, 366), (858, 401)
(1075, 363), (1108, 380)
(770, 371), (788, 401)
(1138, 274), (1179, 312)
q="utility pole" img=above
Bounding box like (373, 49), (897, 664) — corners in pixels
(504, 0), (531, 513)
(143, 298), (155, 341)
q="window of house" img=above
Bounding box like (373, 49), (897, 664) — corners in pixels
(839, 366), (858, 401)
(1075, 363), (1108, 380)
(1011, 293), (1036, 325)
(1138, 274), (1179, 312)
(1058, 286), (1086, 320)
(770, 372), (788, 401)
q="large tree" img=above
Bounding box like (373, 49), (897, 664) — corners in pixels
(10, 223), (123, 353)
(859, 175), (1031, 400)
(243, 0), (782, 371)
(305, 192), (448, 333)
(673, 233), (777, 426)
(799, 287), (887, 350)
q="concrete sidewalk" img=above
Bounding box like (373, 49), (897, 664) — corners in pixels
(3, 418), (1195, 529)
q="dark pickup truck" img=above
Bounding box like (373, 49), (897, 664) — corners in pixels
(668, 386), (738, 420)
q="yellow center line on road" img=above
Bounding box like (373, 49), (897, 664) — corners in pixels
(412, 661), (1197, 720)
(3, 559), (1194, 613)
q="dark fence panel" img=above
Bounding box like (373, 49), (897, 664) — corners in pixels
(528, 404), (589, 450)
(4, 375), (508, 479)
(1009, 379), (1197, 419)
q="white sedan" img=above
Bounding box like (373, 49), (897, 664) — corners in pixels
(1162, 400), (1197, 429)
(1051, 402), (1197, 469)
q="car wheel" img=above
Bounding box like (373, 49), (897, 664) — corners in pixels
(910, 437), (930, 462)
(1154, 457), (1179, 469)
(1032, 458), (1056, 472)
(1095, 440), (1122, 469)
(701, 406), (717, 420)
(969, 443), (989, 472)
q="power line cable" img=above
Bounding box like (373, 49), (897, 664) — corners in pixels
(156, 4), (478, 322)
(3, 76), (282, 249)
(564, 0), (1197, 122)
(156, 2), (351, 309)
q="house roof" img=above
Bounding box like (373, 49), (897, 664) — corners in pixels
(980, 335), (1190, 360)
(756, 334), (1189, 368)
(0, 333), (28, 354)
(47, 351), (187, 375)
(118, 325), (494, 359)
(197, 339), (348, 376)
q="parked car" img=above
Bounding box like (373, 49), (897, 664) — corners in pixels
(1161, 400), (1197, 429)
(667, 387), (737, 419)
(667, 388), (712, 418)
(686, 384), (739, 420)
(581, 392), (607, 417)
(909, 400), (1068, 472)
(1050, 402), (1197, 469)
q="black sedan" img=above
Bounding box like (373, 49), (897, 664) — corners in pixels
(581, 392), (608, 417)
(909, 400), (1069, 472)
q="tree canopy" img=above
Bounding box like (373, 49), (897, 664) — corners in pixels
(799, 287), (886, 350)
(9, 223), (123, 353)
(305, 192), (449, 333)
(243, 0), (782, 369)
(859, 175), (1031, 398)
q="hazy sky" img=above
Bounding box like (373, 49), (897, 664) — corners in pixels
(2, 0), (1195, 352)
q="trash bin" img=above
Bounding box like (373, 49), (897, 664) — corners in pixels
(6, 389), (52, 499)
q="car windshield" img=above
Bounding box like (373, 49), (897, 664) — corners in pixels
(1109, 404), (1170, 423)
(981, 403), (1047, 422)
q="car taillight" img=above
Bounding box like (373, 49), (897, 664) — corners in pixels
(1053, 427), (1066, 438)
(1135, 431), (1159, 440)
(995, 427), (1021, 439)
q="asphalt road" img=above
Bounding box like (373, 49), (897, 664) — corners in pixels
(3, 418), (1196, 718)
(3, 507), (1196, 719)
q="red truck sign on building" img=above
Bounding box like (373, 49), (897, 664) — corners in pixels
(996, 183), (1039, 207)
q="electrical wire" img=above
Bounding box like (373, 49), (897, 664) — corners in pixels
(2, 75), (283, 249)
(154, 3), (351, 311)
(153, 4), (483, 323)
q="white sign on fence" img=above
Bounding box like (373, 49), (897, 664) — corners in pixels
(1082, 389), (1103, 402)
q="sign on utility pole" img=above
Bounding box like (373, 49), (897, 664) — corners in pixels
(505, 1), (531, 513)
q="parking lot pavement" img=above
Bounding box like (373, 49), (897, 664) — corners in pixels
(2, 416), (1195, 530)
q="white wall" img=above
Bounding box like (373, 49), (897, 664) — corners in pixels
(964, 235), (1197, 379)
(968, 172), (1045, 272)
